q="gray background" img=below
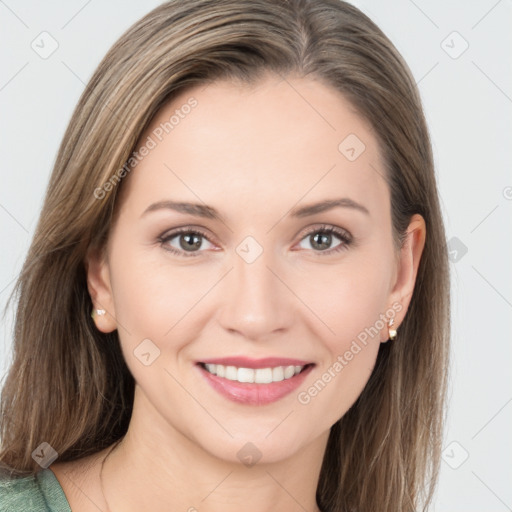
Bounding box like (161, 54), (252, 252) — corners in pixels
(1, 1), (511, 510)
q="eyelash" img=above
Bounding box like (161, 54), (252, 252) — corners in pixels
(158, 224), (353, 258)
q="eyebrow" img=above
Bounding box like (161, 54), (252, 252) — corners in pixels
(289, 198), (370, 217)
(141, 200), (224, 221)
(140, 197), (369, 220)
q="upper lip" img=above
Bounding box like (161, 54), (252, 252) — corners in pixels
(198, 356), (314, 369)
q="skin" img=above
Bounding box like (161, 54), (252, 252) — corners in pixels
(51, 73), (425, 512)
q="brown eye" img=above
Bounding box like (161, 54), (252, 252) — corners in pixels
(309, 232), (336, 251)
(177, 232), (203, 251)
(159, 228), (215, 257)
(297, 226), (352, 255)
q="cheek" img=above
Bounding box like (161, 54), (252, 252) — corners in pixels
(108, 240), (217, 355)
(303, 247), (394, 348)
(327, 270), (388, 343)
(294, 256), (392, 426)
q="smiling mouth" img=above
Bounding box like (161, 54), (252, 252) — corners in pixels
(198, 362), (314, 384)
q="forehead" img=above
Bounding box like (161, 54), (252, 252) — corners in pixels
(119, 75), (388, 221)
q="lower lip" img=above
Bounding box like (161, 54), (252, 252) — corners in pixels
(196, 363), (315, 406)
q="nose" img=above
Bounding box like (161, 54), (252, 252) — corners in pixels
(216, 241), (294, 342)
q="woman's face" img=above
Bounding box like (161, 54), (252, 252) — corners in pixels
(88, 73), (423, 464)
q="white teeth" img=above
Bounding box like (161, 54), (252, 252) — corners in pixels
(205, 363), (216, 374)
(225, 366), (237, 380)
(272, 366), (284, 382)
(284, 365), (295, 379)
(237, 367), (254, 383)
(255, 368), (273, 384)
(203, 363), (305, 383)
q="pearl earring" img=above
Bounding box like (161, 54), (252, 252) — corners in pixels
(91, 308), (106, 319)
(388, 318), (397, 340)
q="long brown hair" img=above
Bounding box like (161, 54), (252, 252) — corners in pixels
(0, 1), (450, 511)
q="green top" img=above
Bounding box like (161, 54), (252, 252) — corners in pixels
(0, 468), (71, 511)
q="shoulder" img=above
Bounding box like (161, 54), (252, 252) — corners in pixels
(0, 469), (71, 512)
(0, 471), (42, 510)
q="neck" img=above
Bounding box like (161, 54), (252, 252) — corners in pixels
(102, 385), (328, 512)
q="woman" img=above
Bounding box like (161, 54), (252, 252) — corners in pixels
(0, 0), (450, 511)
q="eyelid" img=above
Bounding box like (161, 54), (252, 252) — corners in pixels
(159, 225), (214, 242)
(295, 223), (352, 243)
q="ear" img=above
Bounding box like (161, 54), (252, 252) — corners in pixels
(85, 245), (117, 333)
(381, 213), (426, 342)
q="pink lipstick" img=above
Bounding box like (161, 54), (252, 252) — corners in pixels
(195, 357), (315, 406)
